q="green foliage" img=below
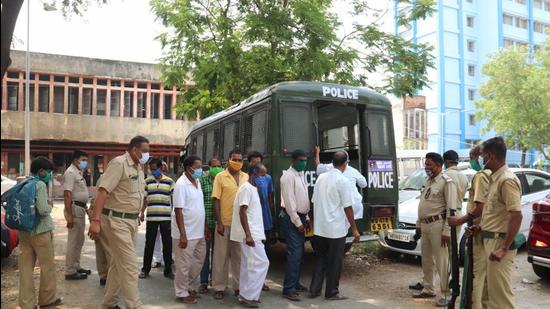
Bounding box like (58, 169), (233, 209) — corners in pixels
(476, 39), (550, 161)
(151, 0), (435, 118)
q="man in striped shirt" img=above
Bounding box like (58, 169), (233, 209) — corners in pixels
(139, 158), (175, 279)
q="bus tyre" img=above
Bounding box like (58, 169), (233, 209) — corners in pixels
(344, 243), (353, 253)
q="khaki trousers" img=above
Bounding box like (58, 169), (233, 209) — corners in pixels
(173, 238), (206, 298)
(212, 225), (242, 292)
(100, 213), (141, 309)
(420, 220), (449, 296)
(472, 234), (489, 309)
(65, 204), (87, 275)
(475, 237), (516, 309)
(95, 236), (111, 280)
(18, 231), (57, 309)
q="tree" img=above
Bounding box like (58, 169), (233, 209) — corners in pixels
(476, 39), (550, 165)
(151, 0), (435, 118)
(0, 0), (107, 79)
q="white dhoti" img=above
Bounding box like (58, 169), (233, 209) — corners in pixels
(239, 242), (269, 301)
(173, 238), (206, 298)
(153, 230), (163, 263)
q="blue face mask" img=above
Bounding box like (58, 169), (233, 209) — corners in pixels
(79, 160), (88, 170)
(152, 168), (162, 179)
(192, 168), (203, 179)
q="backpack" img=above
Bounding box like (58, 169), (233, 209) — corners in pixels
(1, 178), (40, 231)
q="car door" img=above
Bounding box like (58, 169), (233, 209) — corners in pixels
(517, 171), (550, 236)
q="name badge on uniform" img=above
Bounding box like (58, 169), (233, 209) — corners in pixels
(424, 188), (431, 199)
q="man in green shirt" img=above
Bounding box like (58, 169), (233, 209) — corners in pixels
(199, 158), (223, 294)
(18, 157), (63, 309)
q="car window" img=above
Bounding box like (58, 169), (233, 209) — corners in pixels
(525, 173), (550, 194)
(399, 169), (427, 190)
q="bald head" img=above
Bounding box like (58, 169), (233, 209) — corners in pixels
(332, 151), (348, 169)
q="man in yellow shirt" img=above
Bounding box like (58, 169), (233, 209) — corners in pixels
(211, 149), (248, 300)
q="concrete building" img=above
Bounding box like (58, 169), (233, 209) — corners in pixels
(1, 50), (194, 188)
(393, 0), (550, 164)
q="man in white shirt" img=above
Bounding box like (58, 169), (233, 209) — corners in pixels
(172, 156), (209, 304)
(231, 164), (270, 308)
(280, 149), (311, 301)
(314, 146), (367, 219)
(310, 151), (360, 300)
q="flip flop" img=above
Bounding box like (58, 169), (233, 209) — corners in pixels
(41, 298), (64, 307)
(214, 291), (225, 300)
(326, 294), (348, 301)
(178, 296), (198, 304)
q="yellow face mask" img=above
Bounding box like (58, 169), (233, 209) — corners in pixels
(228, 160), (243, 171)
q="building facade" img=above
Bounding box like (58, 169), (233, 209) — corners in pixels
(394, 0), (550, 164)
(1, 50), (194, 190)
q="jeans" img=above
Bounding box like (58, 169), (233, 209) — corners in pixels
(309, 235), (346, 298)
(142, 220), (172, 275)
(282, 210), (306, 295)
(199, 238), (213, 285)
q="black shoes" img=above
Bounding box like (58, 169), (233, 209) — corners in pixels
(138, 272), (149, 279)
(77, 268), (92, 275)
(100, 279), (107, 286)
(65, 273), (88, 280)
(164, 273), (175, 280)
(408, 282), (424, 290)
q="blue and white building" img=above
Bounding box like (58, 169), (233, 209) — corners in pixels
(394, 0), (550, 165)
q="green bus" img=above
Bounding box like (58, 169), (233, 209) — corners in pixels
(184, 81), (398, 244)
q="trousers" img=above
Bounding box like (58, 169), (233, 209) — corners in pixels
(309, 235), (346, 298)
(212, 225), (242, 292)
(65, 204), (87, 275)
(173, 238), (206, 298)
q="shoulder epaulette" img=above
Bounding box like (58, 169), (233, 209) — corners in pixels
(442, 174), (454, 183)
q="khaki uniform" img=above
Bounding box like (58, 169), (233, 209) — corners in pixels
(477, 165), (521, 309)
(417, 173), (458, 296)
(99, 152), (145, 309)
(444, 166), (469, 209)
(89, 184), (111, 281)
(63, 164), (90, 275)
(467, 170), (491, 309)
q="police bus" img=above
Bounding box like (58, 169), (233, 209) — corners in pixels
(184, 81), (398, 244)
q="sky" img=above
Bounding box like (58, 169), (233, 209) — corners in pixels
(12, 0), (393, 64)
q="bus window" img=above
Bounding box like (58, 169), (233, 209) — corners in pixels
(205, 127), (221, 161)
(191, 136), (198, 156)
(282, 104), (313, 153)
(223, 119), (240, 157)
(243, 109), (267, 154)
(196, 133), (204, 160)
(366, 112), (391, 155)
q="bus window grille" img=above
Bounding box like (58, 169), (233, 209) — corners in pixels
(251, 111), (266, 153)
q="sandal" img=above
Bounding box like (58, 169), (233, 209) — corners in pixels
(41, 298), (64, 307)
(198, 284), (209, 294)
(214, 291), (225, 300)
(283, 292), (300, 301)
(326, 293), (348, 301)
(178, 296), (198, 304)
(189, 290), (200, 298)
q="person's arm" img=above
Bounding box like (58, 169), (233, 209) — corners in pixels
(314, 146), (321, 167)
(281, 174), (304, 231)
(353, 168), (368, 189)
(211, 175), (225, 236)
(449, 173), (489, 226)
(344, 206), (360, 243)
(442, 179), (458, 246)
(490, 179), (523, 261)
(240, 205), (255, 246)
(175, 208), (187, 248)
(268, 175), (274, 210)
(63, 171), (76, 228)
(35, 181), (51, 216)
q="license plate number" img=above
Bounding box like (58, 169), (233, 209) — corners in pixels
(388, 232), (411, 242)
(371, 217), (393, 232)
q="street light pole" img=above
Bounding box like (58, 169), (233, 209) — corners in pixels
(24, 0), (31, 176)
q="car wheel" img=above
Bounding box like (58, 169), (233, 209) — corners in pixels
(532, 264), (550, 280)
(458, 234), (467, 267)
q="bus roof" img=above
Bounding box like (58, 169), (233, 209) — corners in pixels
(190, 81), (391, 132)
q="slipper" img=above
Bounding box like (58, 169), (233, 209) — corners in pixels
(178, 296), (198, 304)
(283, 292), (301, 301)
(41, 298), (64, 307)
(198, 284), (209, 294)
(238, 296), (260, 308)
(214, 291), (225, 300)
(412, 292), (436, 299)
(326, 294), (348, 301)
(189, 290), (200, 299)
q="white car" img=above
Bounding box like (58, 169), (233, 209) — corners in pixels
(1, 175), (17, 195)
(379, 167), (550, 259)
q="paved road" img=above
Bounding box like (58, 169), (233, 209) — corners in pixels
(2, 203), (549, 308)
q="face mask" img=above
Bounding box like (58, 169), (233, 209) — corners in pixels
(78, 160), (88, 170)
(481, 155), (491, 169)
(152, 168), (162, 178)
(191, 168), (203, 179)
(469, 159), (483, 171)
(228, 160), (243, 171)
(293, 160), (307, 172)
(425, 169), (434, 178)
(35, 171), (52, 184)
(139, 152), (150, 165)
(210, 166), (223, 178)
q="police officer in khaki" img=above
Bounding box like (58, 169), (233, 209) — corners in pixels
(448, 145), (491, 309)
(410, 152), (458, 307)
(471, 137), (522, 308)
(89, 175), (111, 286)
(88, 136), (150, 309)
(443, 150), (468, 209)
(64, 150), (92, 280)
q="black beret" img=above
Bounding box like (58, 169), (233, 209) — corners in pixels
(443, 150), (459, 163)
(425, 152), (444, 165)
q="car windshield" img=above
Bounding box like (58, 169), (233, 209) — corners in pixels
(399, 169), (427, 190)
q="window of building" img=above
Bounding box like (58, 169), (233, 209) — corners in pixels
(534, 0), (543, 9)
(150, 83), (160, 90)
(124, 92), (134, 117)
(467, 40), (475, 52)
(503, 14), (514, 25)
(514, 0), (526, 4)
(151, 93), (160, 119)
(504, 38), (514, 48)
(110, 90), (121, 117)
(468, 114), (476, 125)
(68, 87), (78, 114)
(54, 75), (65, 83)
(137, 92), (146, 118)
(23, 83), (35, 111)
(465, 139), (481, 147)
(468, 89), (475, 100)
(53, 86), (64, 113)
(82, 88), (92, 115)
(83, 78), (93, 85)
(97, 89), (107, 116)
(515, 17), (528, 29)
(97, 79), (107, 86)
(466, 16), (474, 28)
(534, 21), (545, 33)
(69, 77), (79, 84)
(7, 82), (18, 111)
(466, 0), (473, 3)
(163, 94), (173, 119)
(111, 80), (121, 88)
(468, 64), (476, 76)
(39, 74), (50, 81)
(546, 0), (550, 12)
(38, 86), (49, 112)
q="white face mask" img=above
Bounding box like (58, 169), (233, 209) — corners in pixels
(139, 152), (150, 165)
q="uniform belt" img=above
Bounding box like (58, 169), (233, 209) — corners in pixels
(73, 201), (87, 208)
(102, 208), (139, 220)
(421, 214), (446, 224)
(480, 231), (507, 239)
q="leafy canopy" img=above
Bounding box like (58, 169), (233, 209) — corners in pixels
(476, 39), (550, 161)
(151, 0), (435, 118)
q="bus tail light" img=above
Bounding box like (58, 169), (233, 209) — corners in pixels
(371, 206), (395, 218)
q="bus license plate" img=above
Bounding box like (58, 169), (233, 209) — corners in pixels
(371, 217), (393, 232)
(388, 232), (411, 242)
